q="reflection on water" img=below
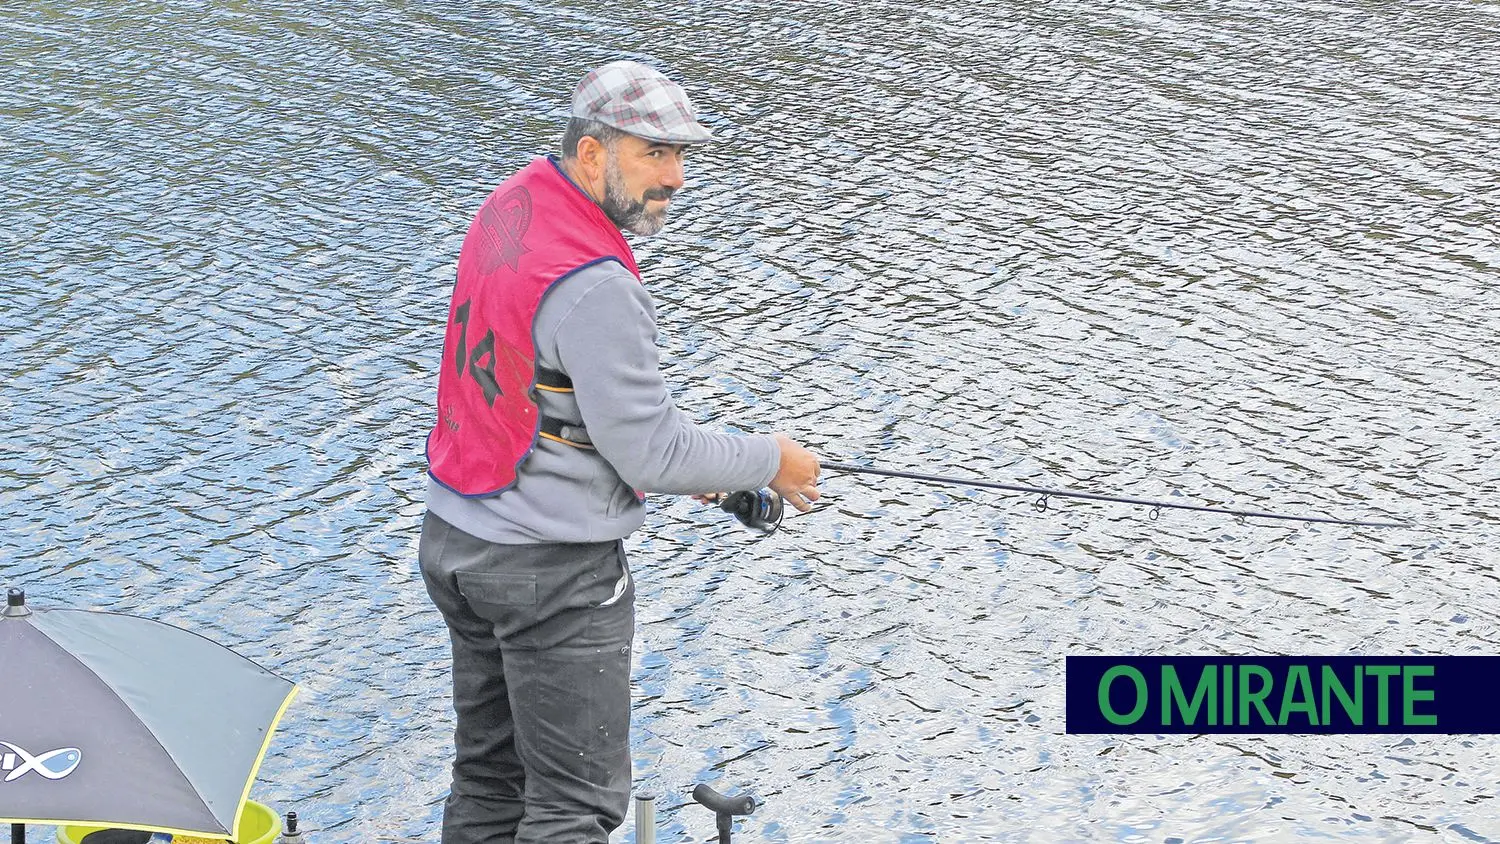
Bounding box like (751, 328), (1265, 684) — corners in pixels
(2, 0), (1497, 840)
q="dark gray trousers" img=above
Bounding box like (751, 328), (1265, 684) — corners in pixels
(419, 511), (634, 844)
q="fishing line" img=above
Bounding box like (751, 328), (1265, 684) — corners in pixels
(820, 460), (1408, 528)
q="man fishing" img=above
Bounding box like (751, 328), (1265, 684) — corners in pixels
(419, 60), (822, 843)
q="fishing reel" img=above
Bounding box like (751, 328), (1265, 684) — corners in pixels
(719, 489), (784, 534)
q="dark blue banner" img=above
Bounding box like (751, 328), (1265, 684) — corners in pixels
(1066, 656), (1500, 734)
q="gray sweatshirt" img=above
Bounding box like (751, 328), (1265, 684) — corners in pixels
(425, 259), (780, 544)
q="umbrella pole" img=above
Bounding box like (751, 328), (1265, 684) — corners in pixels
(11, 822), (23, 844)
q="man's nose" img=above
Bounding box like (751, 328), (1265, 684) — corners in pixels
(661, 155), (685, 190)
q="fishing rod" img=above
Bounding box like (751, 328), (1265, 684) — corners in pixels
(818, 461), (1408, 528)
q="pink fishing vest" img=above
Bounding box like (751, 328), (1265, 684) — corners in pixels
(427, 157), (640, 496)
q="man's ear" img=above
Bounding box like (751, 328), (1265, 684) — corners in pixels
(575, 135), (607, 176)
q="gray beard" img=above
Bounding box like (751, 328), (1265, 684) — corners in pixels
(601, 159), (671, 236)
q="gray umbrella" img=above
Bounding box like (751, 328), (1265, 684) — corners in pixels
(0, 588), (298, 841)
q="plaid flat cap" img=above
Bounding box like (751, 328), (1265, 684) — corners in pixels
(571, 60), (715, 144)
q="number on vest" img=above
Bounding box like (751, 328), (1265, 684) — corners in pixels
(453, 299), (503, 406)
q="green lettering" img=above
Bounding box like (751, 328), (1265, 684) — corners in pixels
(1403, 665), (1437, 726)
(1321, 665), (1363, 725)
(1223, 662), (1233, 725)
(1238, 665), (1276, 725)
(1163, 665), (1217, 726)
(1099, 666), (1148, 725)
(1367, 665), (1400, 725)
(1278, 665), (1319, 726)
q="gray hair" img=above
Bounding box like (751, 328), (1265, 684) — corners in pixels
(560, 117), (628, 158)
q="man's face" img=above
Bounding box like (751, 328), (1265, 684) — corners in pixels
(599, 134), (688, 236)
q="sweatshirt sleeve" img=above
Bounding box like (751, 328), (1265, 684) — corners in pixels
(547, 264), (780, 494)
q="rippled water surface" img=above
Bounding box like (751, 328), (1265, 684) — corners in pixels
(4, 0), (1499, 841)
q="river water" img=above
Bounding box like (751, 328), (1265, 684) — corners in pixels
(3, 0), (1498, 841)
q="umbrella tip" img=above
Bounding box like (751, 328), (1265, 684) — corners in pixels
(3, 588), (30, 618)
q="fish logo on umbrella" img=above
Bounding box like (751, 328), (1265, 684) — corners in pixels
(0, 741), (82, 782)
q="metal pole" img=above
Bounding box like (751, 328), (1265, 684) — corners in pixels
(634, 793), (655, 844)
(821, 461), (1407, 528)
(13, 822), (25, 844)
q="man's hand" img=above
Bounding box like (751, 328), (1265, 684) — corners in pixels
(769, 433), (821, 513)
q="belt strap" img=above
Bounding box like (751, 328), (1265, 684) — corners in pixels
(536, 368), (586, 447)
(539, 417), (593, 449)
(536, 368), (573, 392)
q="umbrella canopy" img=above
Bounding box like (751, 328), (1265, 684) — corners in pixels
(0, 589), (297, 840)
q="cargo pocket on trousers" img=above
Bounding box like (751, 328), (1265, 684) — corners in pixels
(534, 643), (633, 758)
(455, 571), (537, 645)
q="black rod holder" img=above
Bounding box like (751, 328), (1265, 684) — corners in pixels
(692, 783), (759, 844)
